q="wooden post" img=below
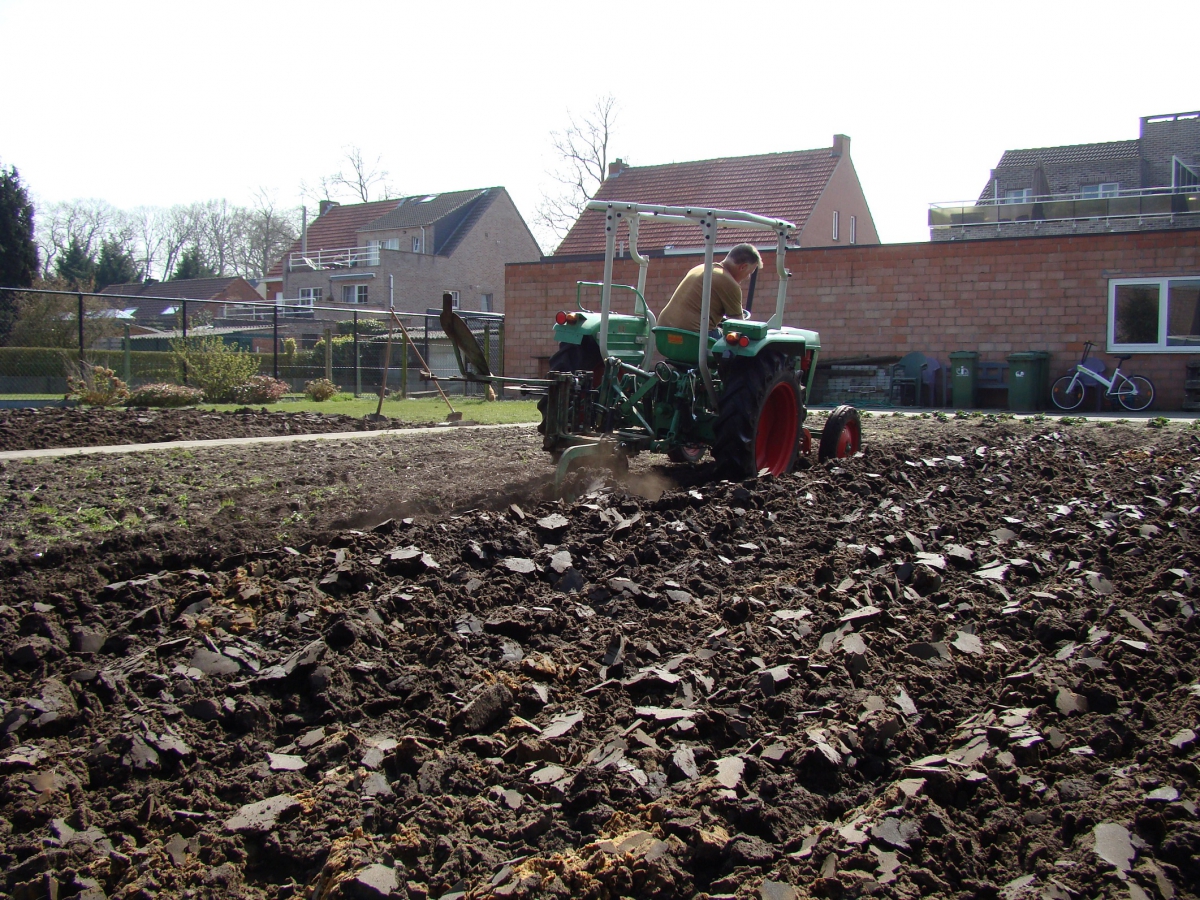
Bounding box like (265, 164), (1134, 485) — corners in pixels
(376, 320), (393, 417)
(123, 324), (131, 384)
(497, 320), (505, 399)
(324, 327), (333, 383)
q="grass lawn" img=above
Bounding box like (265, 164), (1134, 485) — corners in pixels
(200, 395), (541, 424)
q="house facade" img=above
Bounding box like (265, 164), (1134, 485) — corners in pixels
(263, 187), (541, 319)
(931, 111), (1200, 241)
(553, 136), (880, 256)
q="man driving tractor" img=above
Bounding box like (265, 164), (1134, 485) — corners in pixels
(655, 243), (762, 335)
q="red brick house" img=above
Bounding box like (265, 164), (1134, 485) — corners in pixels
(98, 276), (264, 329)
(263, 187), (541, 317)
(553, 136), (879, 256)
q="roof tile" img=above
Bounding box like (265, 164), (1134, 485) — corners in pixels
(554, 149), (839, 255)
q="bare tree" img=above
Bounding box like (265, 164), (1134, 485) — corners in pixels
(302, 145), (396, 205)
(535, 95), (620, 250)
(158, 205), (199, 281)
(35, 199), (120, 278)
(232, 190), (299, 278)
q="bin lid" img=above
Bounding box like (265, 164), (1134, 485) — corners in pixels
(948, 351), (978, 359)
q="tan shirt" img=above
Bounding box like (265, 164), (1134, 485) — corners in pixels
(656, 263), (744, 332)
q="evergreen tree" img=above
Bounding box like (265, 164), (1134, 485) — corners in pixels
(55, 237), (96, 288)
(171, 245), (216, 281)
(0, 165), (39, 344)
(94, 239), (140, 290)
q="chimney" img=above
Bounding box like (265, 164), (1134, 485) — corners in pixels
(608, 157), (628, 178)
(831, 134), (849, 158)
(318, 199), (339, 217)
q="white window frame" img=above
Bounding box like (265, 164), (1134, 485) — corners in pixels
(832, 210), (839, 241)
(341, 284), (369, 305)
(1108, 276), (1200, 353)
(1003, 188), (1033, 204)
(297, 287), (322, 307)
(849, 215), (857, 245)
(444, 290), (460, 308)
(412, 236), (421, 253)
(1082, 183), (1120, 199)
(481, 293), (493, 312)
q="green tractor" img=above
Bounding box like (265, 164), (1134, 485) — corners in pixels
(539, 201), (860, 484)
(441, 201), (861, 489)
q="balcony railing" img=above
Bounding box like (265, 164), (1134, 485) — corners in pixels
(288, 246), (380, 271)
(929, 187), (1200, 228)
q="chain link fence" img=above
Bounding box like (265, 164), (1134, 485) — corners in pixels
(0, 289), (505, 401)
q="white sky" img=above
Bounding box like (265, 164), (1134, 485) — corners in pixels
(2, 0), (1196, 250)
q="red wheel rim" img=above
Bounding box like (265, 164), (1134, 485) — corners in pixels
(834, 419), (861, 458)
(755, 382), (799, 475)
(801, 426), (812, 455)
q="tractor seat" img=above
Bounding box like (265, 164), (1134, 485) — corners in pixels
(652, 326), (717, 363)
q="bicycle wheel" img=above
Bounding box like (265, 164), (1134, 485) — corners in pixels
(1117, 374), (1154, 412)
(1051, 375), (1085, 410)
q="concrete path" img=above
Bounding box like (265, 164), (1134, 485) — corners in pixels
(0, 421), (539, 461)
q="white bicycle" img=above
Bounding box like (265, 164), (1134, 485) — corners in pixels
(1050, 341), (1154, 412)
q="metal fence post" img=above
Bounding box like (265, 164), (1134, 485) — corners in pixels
(497, 319), (505, 399)
(401, 330), (408, 399)
(324, 327), (333, 384)
(123, 324), (131, 384)
(353, 311), (360, 397)
(272, 305), (279, 380)
(181, 298), (188, 385)
(77, 293), (85, 376)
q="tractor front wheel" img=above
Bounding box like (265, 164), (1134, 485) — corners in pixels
(668, 444), (706, 464)
(712, 353), (802, 479)
(818, 405), (862, 461)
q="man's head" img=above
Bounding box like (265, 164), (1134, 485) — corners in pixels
(722, 243), (762, 283)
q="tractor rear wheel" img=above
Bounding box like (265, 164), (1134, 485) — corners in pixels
(712, 353), (802, 479)
(818, 405), (862, 461)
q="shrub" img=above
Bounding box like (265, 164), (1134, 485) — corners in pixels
(126, 383), (205, 408)
(171, 335), (261, 403)
(66, 363), (129, 407)
(305, 378), (339, 401)
(232, 376), (289, 404)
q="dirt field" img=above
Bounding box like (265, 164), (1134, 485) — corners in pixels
(0, 408), (426, 452)
(1, 411), (1198, 900)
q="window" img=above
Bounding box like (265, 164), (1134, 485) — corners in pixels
(1003, 188), (1033, 204)
(1109, 277), (1200, 351)
(342, 284), (368, 304)
(412, 236), (421, 253)
(832, 210), (839, 241)
(1082, 183), (1120, 199)
(444, 290), (460, 308)
(849, 215), (857, 245)
(365, 239), (398, 264)
(297, 287), (322, 306)
(481, 293), (493, 312)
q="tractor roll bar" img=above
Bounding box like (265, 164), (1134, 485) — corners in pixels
(589, 200), (796, 406)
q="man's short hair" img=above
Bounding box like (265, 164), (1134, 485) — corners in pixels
(725, 243), (762, 269)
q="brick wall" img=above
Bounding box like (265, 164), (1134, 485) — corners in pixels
(504, 228), (1200, 408)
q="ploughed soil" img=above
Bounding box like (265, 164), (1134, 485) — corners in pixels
(1, 413), (1199, 900)
(0, 408), (425, 452)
